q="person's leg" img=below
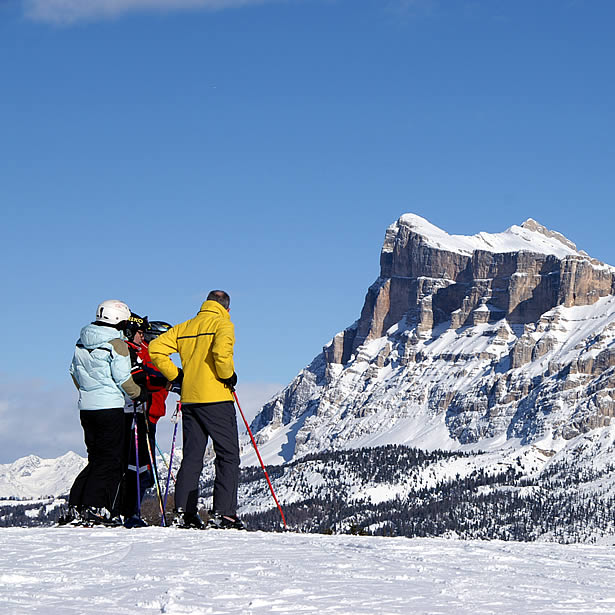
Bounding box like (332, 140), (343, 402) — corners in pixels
(143, 419), (162, 504)
(201, 401), (240, 517)
(121, 411), (136, 517)
(134, 411), (154, 506)
(174, 405), (209, 513)
(81, 408), (124, 512)
(103, 408), (126, 515)
(68, 411), (95, 509)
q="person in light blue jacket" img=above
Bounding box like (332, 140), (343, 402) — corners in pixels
(65, 300), (143, 526)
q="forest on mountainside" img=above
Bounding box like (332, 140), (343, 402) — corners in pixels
(3, 444), (614, 543)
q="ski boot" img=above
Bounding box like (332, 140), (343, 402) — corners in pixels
(207, 511), (246, 530)
(171, 508), (206, 529)
(123, 514), (148, 529)
(57, 506), (83, 526)
(82, 507), (122, 527)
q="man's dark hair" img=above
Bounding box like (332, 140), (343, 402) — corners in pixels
(207, 290), (230, 310)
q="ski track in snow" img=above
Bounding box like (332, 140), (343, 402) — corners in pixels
(1, 529), (614, 614)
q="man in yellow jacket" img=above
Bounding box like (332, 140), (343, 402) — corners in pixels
(149, 290), (242, 529)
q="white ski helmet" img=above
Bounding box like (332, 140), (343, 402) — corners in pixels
(95, 300), (131, 325)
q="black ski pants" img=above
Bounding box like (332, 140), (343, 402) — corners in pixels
(69, 407), (124, 514)
(120, 409), (154, 518)
(175, 401), (239, 516)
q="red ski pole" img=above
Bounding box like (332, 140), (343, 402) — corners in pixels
(233, 391), (287, 529)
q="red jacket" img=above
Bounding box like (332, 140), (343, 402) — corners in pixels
(127, 341), (169, 424)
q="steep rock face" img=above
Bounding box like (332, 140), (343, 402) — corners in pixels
(333, 217), (614, 360)
(251, 215), (615, 463)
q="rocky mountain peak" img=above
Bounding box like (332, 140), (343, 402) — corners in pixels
(250, 214), (615, 466)
(518, 218), (584, 254)
(333, 215), (615, 362)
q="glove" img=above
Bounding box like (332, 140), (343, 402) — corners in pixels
(170, 368), (183, 394)
(220, 372), (238, 392)
(131, 369), (147, 387)
(148, 374), (167, 388)
(133, 388), (151, 406)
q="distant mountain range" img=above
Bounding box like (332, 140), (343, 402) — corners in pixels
(0, 452), (85, 500)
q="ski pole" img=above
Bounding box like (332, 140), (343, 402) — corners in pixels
(133, 407), (142, 516)
(144, 418), (165, 526)
(155, 441), (176, 485)
(232, 390), (287, 529)
(162, 402), (181, 525)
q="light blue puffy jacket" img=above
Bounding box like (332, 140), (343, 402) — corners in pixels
(70, 323), (134, 411)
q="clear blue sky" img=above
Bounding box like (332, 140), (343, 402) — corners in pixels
(1, 0), (614, 462)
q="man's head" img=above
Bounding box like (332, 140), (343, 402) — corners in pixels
(207, 290), (230, 310)
(125, 313), (149, 343)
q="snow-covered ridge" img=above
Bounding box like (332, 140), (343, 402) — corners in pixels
(392, 213), (589, 259)
(0, 451), (85, 499)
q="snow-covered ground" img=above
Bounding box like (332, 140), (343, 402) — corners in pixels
(1, 528), (614, 614)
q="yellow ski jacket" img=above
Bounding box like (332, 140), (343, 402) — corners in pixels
(148, 300), (235, 404)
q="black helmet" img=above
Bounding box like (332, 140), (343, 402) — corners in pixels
(144, 320), (172, 343)
(124, 313), (149, 342)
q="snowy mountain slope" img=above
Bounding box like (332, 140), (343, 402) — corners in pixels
(227, 215), (615, 543)
(4, 436), (614, 542)
(1, 528), (614, 615)
(236, 427), (615, 542)
(248, 215), (615, 468)
(0, 452), (85, 499)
